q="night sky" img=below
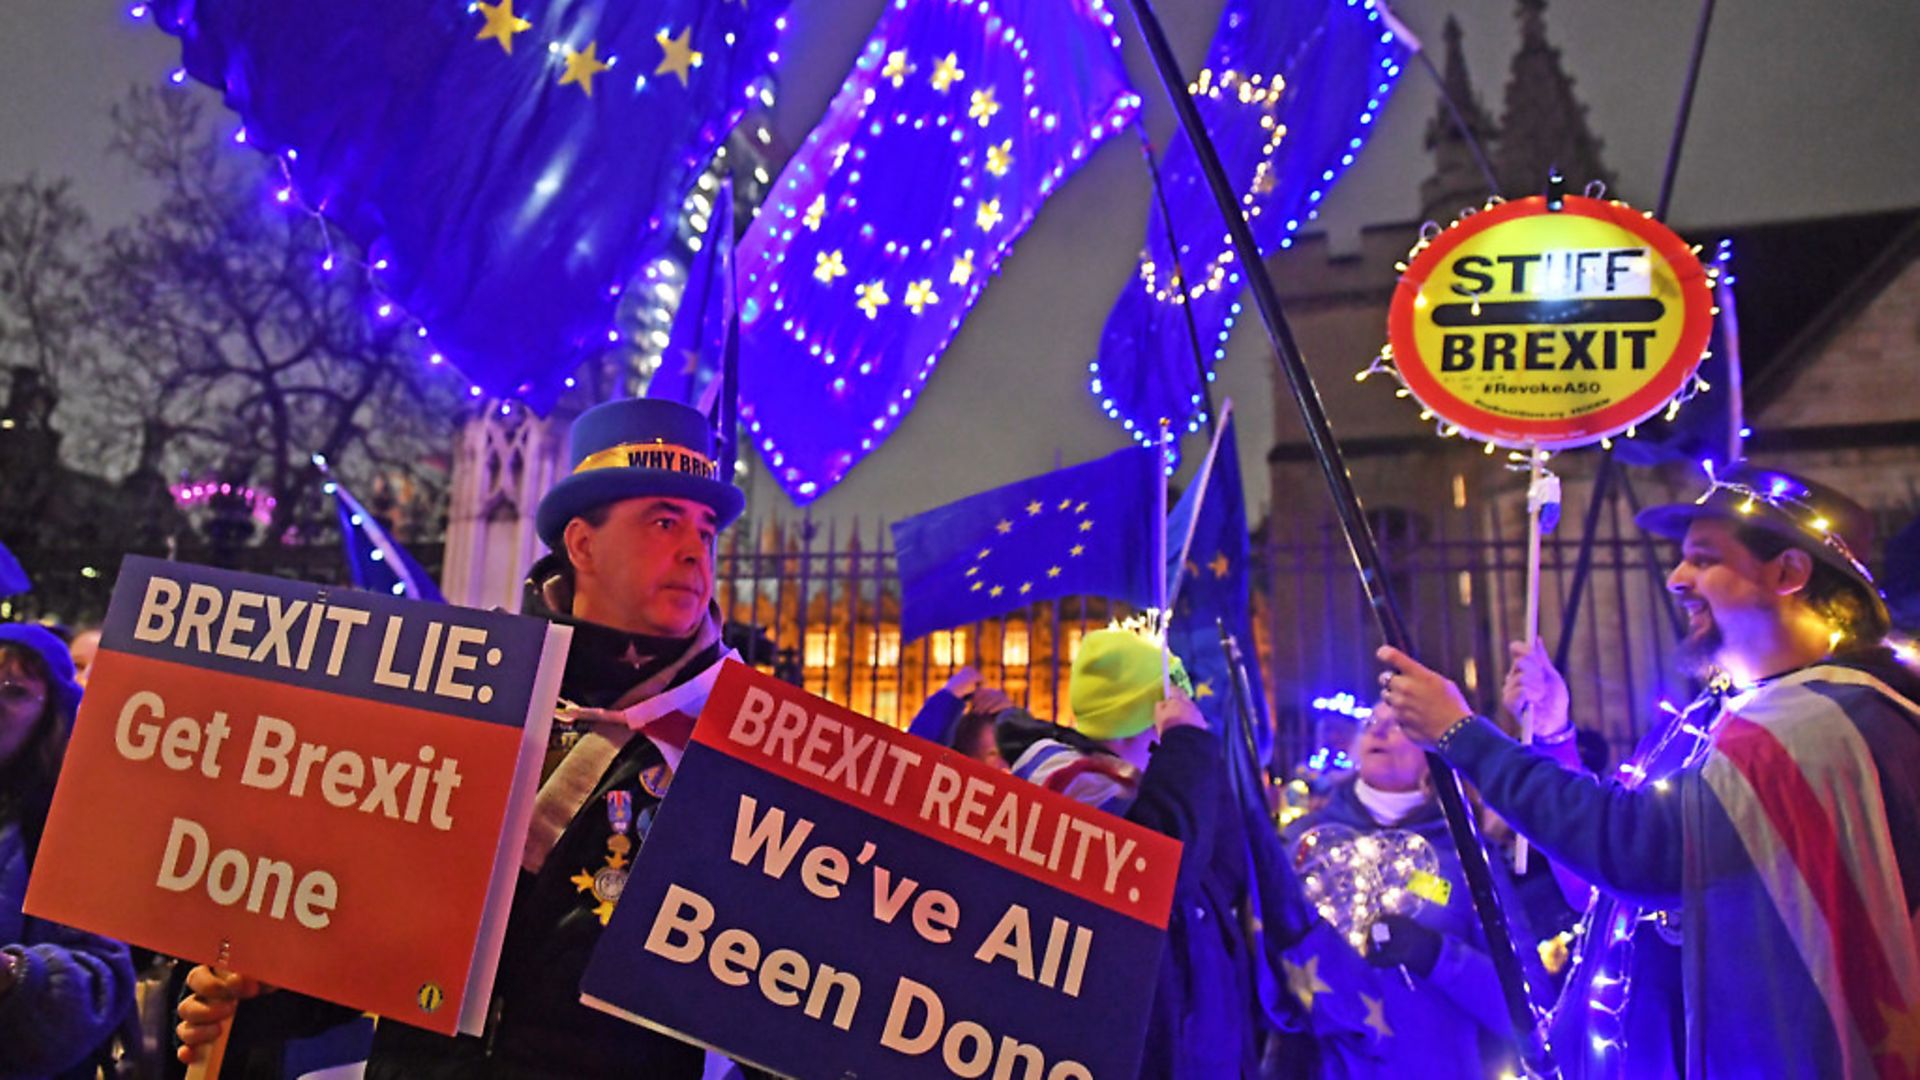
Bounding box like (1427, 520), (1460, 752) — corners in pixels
(5, 0), (1917, 524)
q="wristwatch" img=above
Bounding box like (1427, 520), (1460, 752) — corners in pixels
(0, 949), (24, 997)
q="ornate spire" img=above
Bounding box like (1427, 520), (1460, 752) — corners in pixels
(1494, 0), (1614, 199)
(1419, 16), (1500, 223)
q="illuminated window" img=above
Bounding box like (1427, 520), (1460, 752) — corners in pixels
(1002, 624), (1030, 667)
(931, 630), (969, 668)
(874, 630), (901, 667)
(805, 629), (838, 669)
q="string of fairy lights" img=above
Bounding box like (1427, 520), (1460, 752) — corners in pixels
(128, 0), (788, 416)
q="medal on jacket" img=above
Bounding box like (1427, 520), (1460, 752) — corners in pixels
(571, 790), (634, 925)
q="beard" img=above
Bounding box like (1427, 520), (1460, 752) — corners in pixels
(1675, 618), (1724, 679)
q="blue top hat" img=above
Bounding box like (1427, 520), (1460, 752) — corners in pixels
(535, 399), (745, 548)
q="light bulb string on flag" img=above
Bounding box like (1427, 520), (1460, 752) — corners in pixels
(129, 0), (788, 407)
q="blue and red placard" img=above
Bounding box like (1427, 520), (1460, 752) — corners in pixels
(25, 556), (568, 1036)
(581, 661), (1181, 1080)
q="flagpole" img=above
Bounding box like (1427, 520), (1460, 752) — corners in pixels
(1119, 1), (1554, 1071)
(1515, 444), (1547, 873)
(1168, 398), (1235, 611)
(1156, 419), (1172, 694)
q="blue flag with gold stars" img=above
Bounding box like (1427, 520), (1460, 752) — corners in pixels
(646, 176), (733, 412)
(1165, 419), (1270, 755)
(1089, 0), (1410, 455)
(150, 0), (787, 408)
(892, 448), (1156, 642)
(734, 0), (1139, 504)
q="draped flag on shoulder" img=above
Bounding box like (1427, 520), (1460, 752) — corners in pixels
(323, 467), (445, 603)
(1690, 663), (1920, 1076)
(1165, 413), (1271, 757)
(892, 448), (1157, 641)
(646, 176), (734, 416)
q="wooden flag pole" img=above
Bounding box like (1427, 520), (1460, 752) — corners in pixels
(1515, 444), (1546, 874)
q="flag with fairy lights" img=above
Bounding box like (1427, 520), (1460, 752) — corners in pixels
(735, 0), (1140, 505)
(891, 448), (1156, 641)
(1089, 0), (1411, 457)
(1164, 418), (1270, 756)
(145, 0), (788, 408)
(326, 474), (445, 603)
(646, 176), (733, 414)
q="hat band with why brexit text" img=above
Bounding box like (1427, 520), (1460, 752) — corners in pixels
(574, 442), (719, 481)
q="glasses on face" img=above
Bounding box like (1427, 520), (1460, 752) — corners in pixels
(0, 680), (47, 709)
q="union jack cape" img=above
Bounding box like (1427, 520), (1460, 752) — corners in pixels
(1684, 657), (1920, 1076)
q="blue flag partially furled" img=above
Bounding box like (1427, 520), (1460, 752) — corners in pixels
(328, 478), (444, 603)
(892, 448), (1156, 641)
(1165, 418), (1271, 757)
(152, 0), (788, 408)
(646, 176), (733, 413)
(1090, 0), (1411, 457)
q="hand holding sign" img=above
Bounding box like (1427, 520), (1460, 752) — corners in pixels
(581, 662), (1182, 1080)
(26, 557), (570, 1039)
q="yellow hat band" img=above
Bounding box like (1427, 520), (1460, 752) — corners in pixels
(574, 442), (719, 481)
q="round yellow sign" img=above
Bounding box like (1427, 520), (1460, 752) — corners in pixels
(1386, 195), (1713, 449)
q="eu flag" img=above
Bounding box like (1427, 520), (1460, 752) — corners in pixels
(1165, 419), (1271, 756)
(892, 448), (1156, 641)
(151, 0), (788, 408)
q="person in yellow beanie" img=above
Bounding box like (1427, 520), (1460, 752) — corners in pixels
(1008, 626), (1306, 1078)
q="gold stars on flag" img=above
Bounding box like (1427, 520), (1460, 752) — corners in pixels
(475, 0), (531, 54)
(1046, 565), (1062, 578)
(986, 140), (1013, 177)
(881, 49), (914, 88)
(975, 198), (1003, 231)
(1362, 994), (1394, 1039)
(989, 585), (1005, 598)
(560, 42), (612, 97)
(968, 88), (1001, 126)
(905, 280), (939, 315)
(814, 250), (848, 284)
(1070, 544), (1085, 557)
(855, 281), (890, 319)
(802, 194), (827, 231)
(1209, 551), (1230, 578)
(1025, 500), (1043, 516)
(931, 53), (965, 92)
(1078, 519), (1094, 532)
(1057, 498), (1073, 511)
(950, 249), (976, 286)
(995, 520), (1013, 534)
(1018, 582), (1032, 595)
(654, 27), (703, 86)
(1284, 956), (1331, 1010)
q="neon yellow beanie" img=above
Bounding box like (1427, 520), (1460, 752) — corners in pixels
(1070, 628), (1189, 741)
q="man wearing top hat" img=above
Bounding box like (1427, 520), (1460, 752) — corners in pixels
(178, 399), (757, 1078)
(1376, 463), (1920, 1077)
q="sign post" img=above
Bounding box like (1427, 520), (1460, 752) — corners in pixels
(26, 556), (569, 1039)
(581, 661), (1183, 1080)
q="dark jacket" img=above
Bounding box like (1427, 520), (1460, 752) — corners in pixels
(220, 557), (736, 1079)
(1012, 726), (1270, 1079)
(0, 821), (137, 1080)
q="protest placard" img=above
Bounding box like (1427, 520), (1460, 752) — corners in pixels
(581, 661), (1181, 1079)
(25, 555), (569, 1036)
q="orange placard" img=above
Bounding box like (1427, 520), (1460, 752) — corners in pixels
(26, 557), (567, 1035)
(1386, 195), (1713, 449)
